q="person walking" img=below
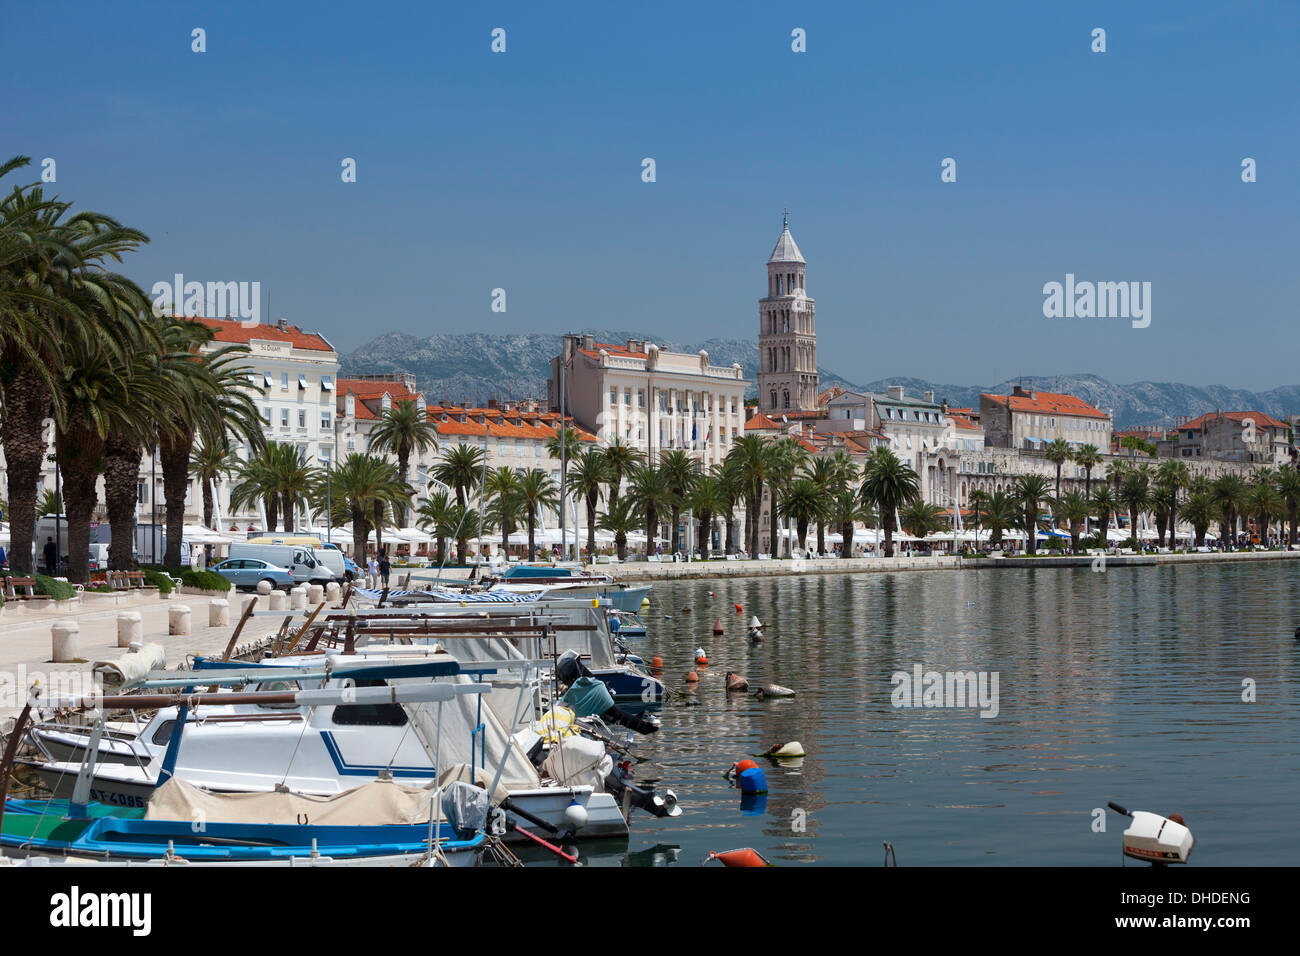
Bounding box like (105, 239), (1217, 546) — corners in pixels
(367, 554), (379, 587)
(379, 551), (391, 588)
(43, 536), (58, 575)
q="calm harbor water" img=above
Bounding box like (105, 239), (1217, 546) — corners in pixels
(577, 562), (1300, 866)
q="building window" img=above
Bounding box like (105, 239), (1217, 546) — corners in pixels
(321, 375), (334, 391)
(281, 409), (289, 427)
(281, 372), (289, 391)
(298, 409), (306, 428)
(137, 480), (148, 504)
(623, 389), (631, 406)
(262, 407), (271, 423)
(609, 387), (617, 407)
(321, 410), (331, 429)
(769, 391), (776, 408)
(783, 391), (790, 409)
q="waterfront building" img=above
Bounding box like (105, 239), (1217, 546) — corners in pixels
(979, 385), (1113, 452)
(547, 335), (748, 472)
(1155, 410), (1292, 465)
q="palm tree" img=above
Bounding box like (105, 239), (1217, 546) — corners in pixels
(230, 452), (283, 532)
(688, 471), (728, 560)
(601, 437), (641, 514)
(804, 454), (850, 556)
(484, 467), (523, 559)
(898, 500), (946, 539)
(658, 449), (700, 556)
(1275, 465), (1300, 546)
(433, 443), (486, 508)
(368, 399), (439, 524)
(1154, 460), (1190, 548)
(1245, 477), (1283, 546)
(1044, 439), (1072, 495)
(515, 468), (558, 561)
(544, 426), (584, 462)
(859, 446), (921, 557)
(268, 441), (312, 533)
(627, 462), (673, 555)
(766, 437), (808, 557)
(1212, 473), (1249, 550)
(972, 490), (1017, 548)
(567, 449), (608, 561)
(35, 489), (63, 517)
(1012, 474), (1054, 554)
(779, 477), (825, 552)
(189, 440), (238, 530)
(716, 454), (747, 555)
(415, 490), (454, 565)
(597, 496), (639, 562)
(1073, 444), (1102, 498)
(827, 484), (872, 556)
(1090, 485), (1119, 545)
(1180, 490), (1220, 548)
(1056, 490), (1092, 553)
(0, 166), (152, 573)
(314, 453), (405, 563)
(1117, 470), (1151, 547)
(726, 434), (771, 558)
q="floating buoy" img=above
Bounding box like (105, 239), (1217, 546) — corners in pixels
(682, 606), (691, 613)
(684, 670), (699, 683)
(707, 847), (772, 867)
(650, 655), (663, 669)
(736, 764), (767, 794)
(749, 616), (763, 629)
(694, 647), (709, 666)
(713, 619), (724, 635)
(725, 671), (749, 692)
(641, 597), (650, 608)
(761, 741), (805, 758)
(734, 603), (743, 614)
(753, 684), (796, 699)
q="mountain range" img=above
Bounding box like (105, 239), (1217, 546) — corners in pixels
(339, 329), (1300, 431)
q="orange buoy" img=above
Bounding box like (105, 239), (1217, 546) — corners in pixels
(734, 603), (743, 614)
(650, 655), (663, 669)
(696, 655), (709, 666)
(725, 671), (748, 692)
(684, 670), (699, 683)
(708, 847), (772, 867)
(713, 619), (724, 635)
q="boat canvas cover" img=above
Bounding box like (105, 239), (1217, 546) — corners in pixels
(92, 643), (166, 690)
(542, 735), (610, 789)
(354, 588), (542, 604)
(562, 676), (615, 718)
(145, 776), (444, 826)
(400, 676), (541, 790)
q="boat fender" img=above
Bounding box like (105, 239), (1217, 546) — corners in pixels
(737, 766), (767, 794)
(708, 847), (772, 867)
(754, 684), (796, 699)
(713, 619), (724, 635)
(684, 670), (699, 683)
(761, 741), (805, 758)
(725, 672), (749, 691)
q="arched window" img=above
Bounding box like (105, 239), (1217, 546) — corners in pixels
(783, 390), (790, 409)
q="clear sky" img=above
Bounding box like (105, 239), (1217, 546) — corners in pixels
(6, 1), (1298, 389)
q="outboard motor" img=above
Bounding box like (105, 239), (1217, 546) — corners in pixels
(1108, 802), (1194, 865)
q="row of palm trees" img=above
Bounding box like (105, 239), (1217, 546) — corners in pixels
(0, 156), (266, 583)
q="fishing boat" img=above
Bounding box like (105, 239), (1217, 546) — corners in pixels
(3, 681), (494, 866)
(480, 565), (651, 613)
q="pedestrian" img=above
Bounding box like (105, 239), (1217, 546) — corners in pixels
(43, 536), (58, 575)
(379, 551), (391, 588)
(367, 553), (379, 587)
(0, 543), (6, 568)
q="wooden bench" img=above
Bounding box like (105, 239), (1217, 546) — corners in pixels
(125, 571), (147, 588)
(2, 577), (51, 602)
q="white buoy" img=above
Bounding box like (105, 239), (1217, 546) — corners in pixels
(563, 800), (589, 830)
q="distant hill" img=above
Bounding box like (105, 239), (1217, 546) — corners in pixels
(339, 330), (1299, 430)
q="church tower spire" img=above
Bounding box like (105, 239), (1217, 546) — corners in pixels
(757, 214), (818, 415)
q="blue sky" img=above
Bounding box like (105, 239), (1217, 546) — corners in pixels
(6, 0), (1298, 389)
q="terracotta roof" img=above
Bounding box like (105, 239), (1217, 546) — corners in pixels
(817, 386), (847, 406)
(338, 378), (419, 403)
(744, 413), (785, 431)
(430, 412), (595, 443)
(194, 317), (334, 352)
(949, 413), (980, 431)
(982, 390), (1109, 420)
(578, 341), (649, 361)
(1176, 410), (1288, 432)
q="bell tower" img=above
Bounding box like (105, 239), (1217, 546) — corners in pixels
(757, 212), (818, 415)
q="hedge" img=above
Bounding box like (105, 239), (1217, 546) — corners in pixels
(138, 566), (176, 594)
(34, 574), (76, 601)
(179, 569), (231, 591)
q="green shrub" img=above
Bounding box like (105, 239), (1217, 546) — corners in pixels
(138, 566), (176, 594)
(179, 569), (231, 591)
(34, 574), (76, 601)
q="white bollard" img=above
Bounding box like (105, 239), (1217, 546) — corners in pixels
(289, 586), (307, 610)
(325, 582), (341, 605)
(307, 584), (325, 605)
(51, 621), (80, 662)
(209, 599), (229, 627)
(268, 589), (287, 612)
(169, 605), (192, 636)
(116, 611), (143, 648)
(256, 579), (272, 596)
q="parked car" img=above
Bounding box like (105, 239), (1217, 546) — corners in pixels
(227, 543), (332, 585)
(320, 542), (361, 581)
(211, 558), (295, 592)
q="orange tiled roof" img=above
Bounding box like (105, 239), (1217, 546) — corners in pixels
(949, 413), (980, 431)
(982, 390), (1109, 420)
(1176, 410), (1288, 432)
(338, 378), (420, 404)
(578, 341), (649, 361)
(744, 413), (784, 431)
(194, 317), (334, 352)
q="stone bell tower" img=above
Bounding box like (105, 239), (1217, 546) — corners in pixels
(757, 212), (818, 415)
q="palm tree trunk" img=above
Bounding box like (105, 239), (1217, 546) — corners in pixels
(527, 512), (536, 561)
(0, 364), (50, 575)
(768, 493), (779, 557)
(159, 430), (192, 569)
(351, 507), (369, 564)
(202, 478), (214, 530)
(670, 507), (681, 555)
(397, 450), (410, 525)
(281, 491), (295, 533)
(883, 517), (895, 558)
(841, 520), (854, 556)
(797, 518), (808, 552)
(724, 507), (736, 554)
(373, 500), (384, 556)
(645, 505), (656, 556)
(616, 532), (627, 561)
(586, 493), (597, 560)
(1084, 468), (1092, 499)
(816, 520), (825, 557)
(698, 512), (710, 561)
(265, 493), (279, 533)
(104, 433), (142, 571)
(55, 413), (102, 585)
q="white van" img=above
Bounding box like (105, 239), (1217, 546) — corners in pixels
(247, 536), (345, 583)
(228, 542), (332, 585)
